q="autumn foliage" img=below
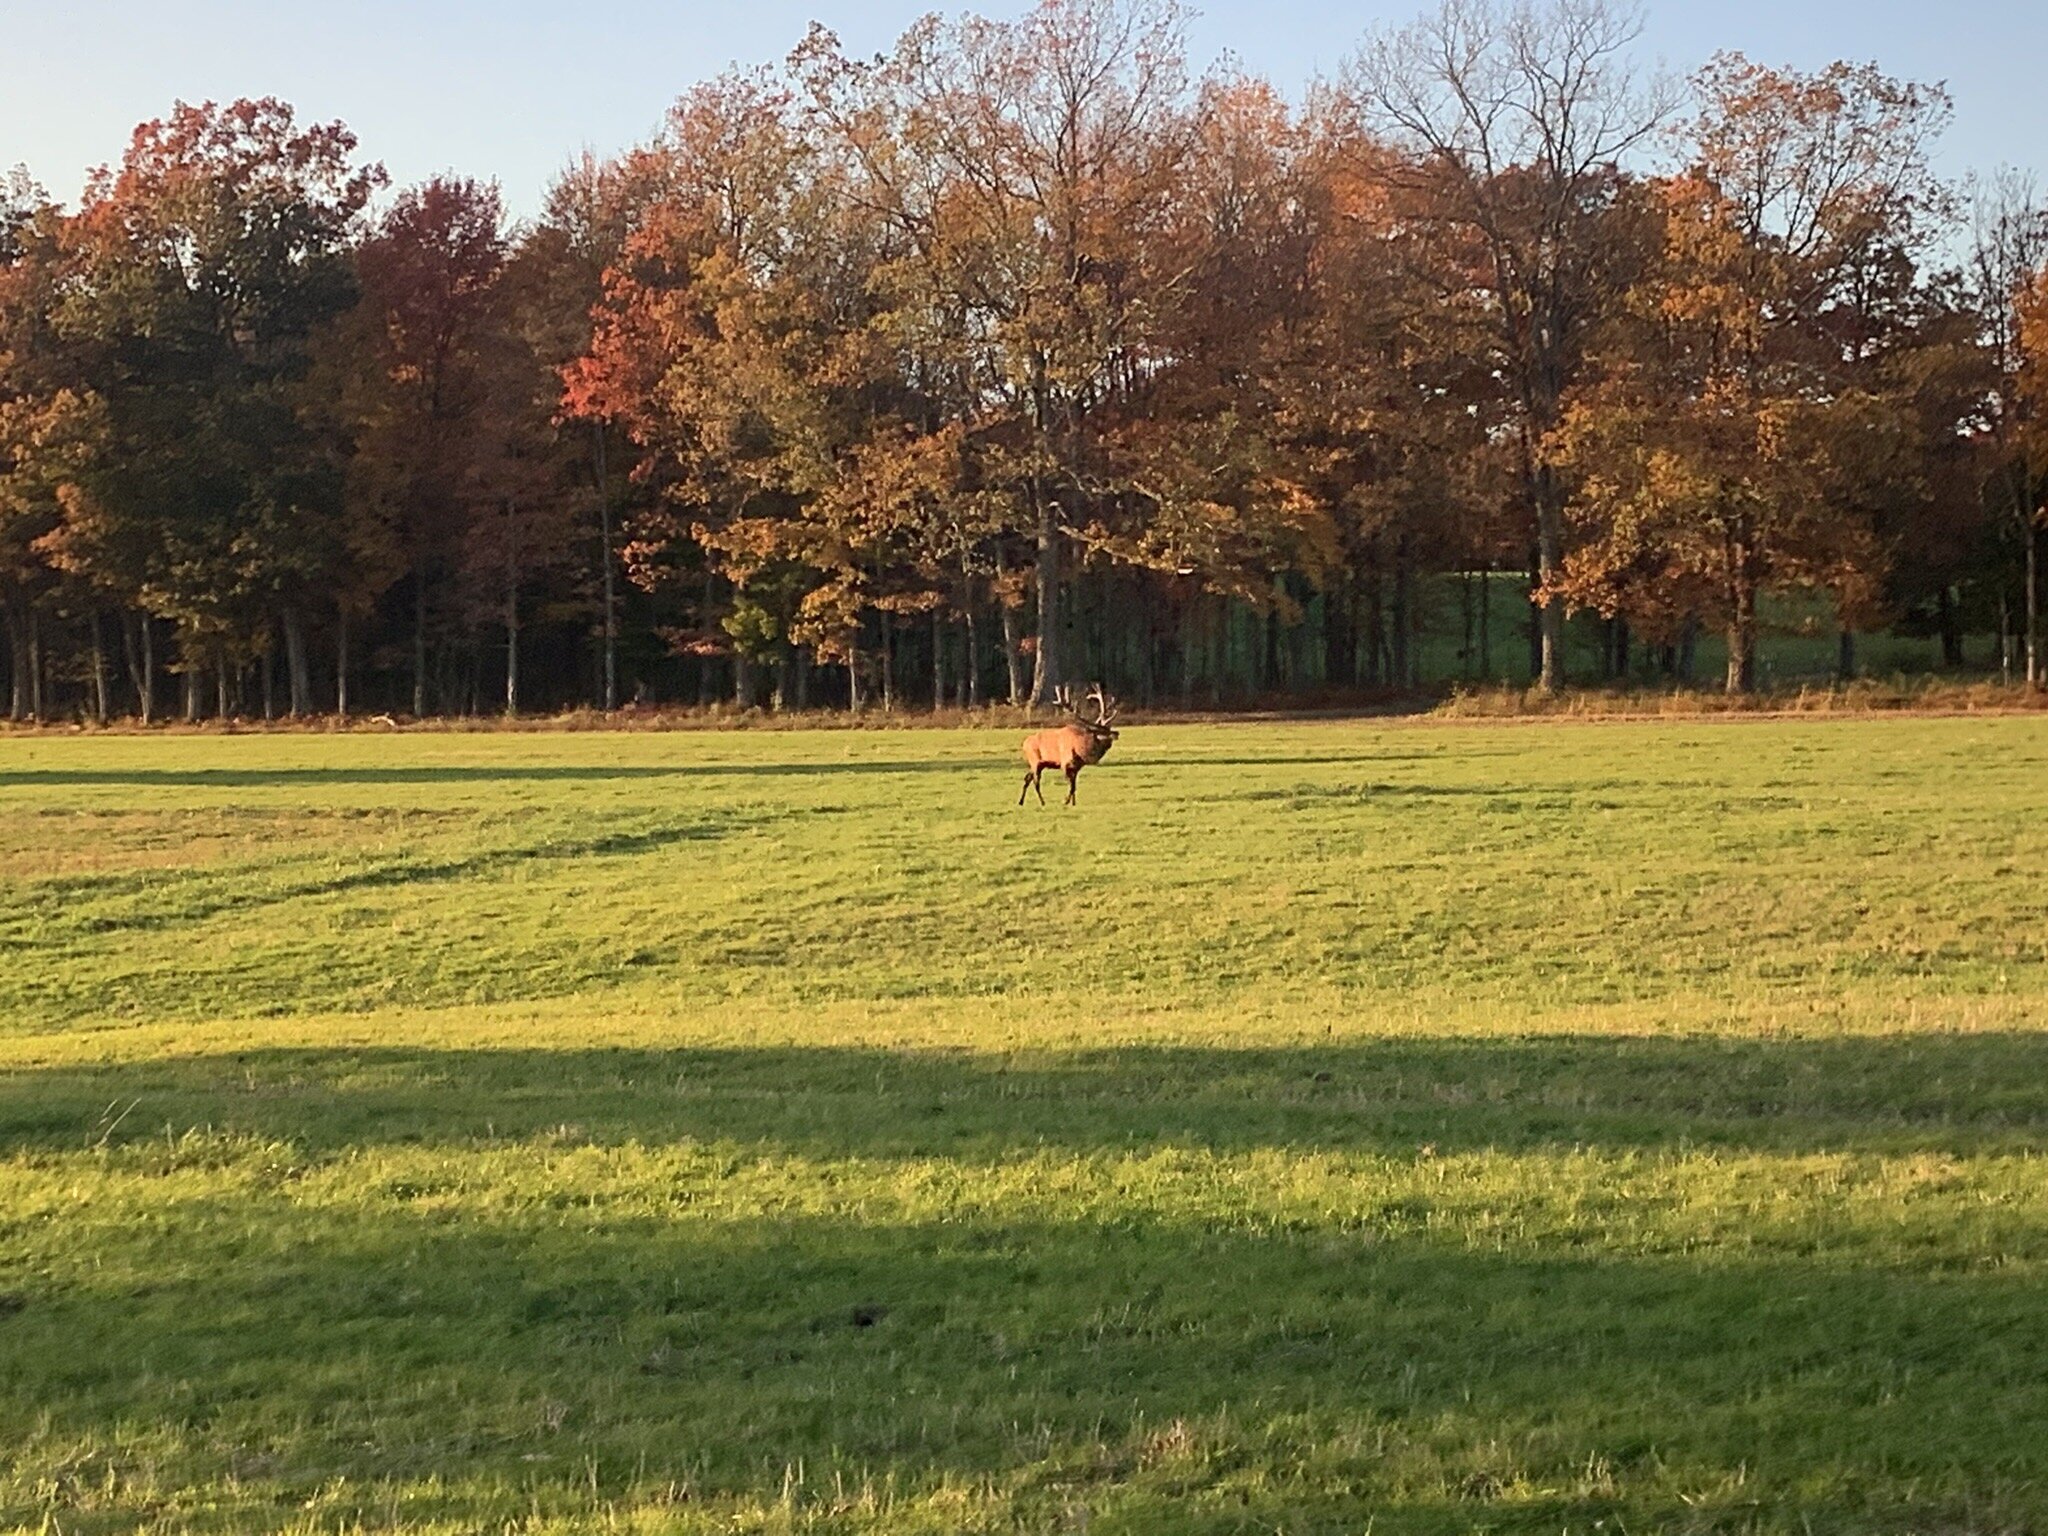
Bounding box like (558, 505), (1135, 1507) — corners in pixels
(2, 1), (2047, 720)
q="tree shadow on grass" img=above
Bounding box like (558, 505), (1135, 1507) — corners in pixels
(0, 750), (1453, 792)
(4, 1037), (2045, 1530)
(0, 762), (985, 789)
(5, 1033), (2047, 1160)
(25, 814), (764, 939)
(1215, 782), (1522, 804)
(2, 1142), (2040, 1532)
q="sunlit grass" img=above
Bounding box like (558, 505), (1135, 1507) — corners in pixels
(2, 718), (2045, 1533)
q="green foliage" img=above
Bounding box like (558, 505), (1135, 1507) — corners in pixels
(2, 718), (2047, 1532)
(719, 594), (783, 661)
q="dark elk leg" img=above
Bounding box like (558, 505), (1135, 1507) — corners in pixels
(1023, 766), (1046, 806)
(1019, 769), (1033, 806)
(1065, 765), (1080, 805)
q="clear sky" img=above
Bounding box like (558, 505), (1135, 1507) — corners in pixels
(5, 1), (2043, 220)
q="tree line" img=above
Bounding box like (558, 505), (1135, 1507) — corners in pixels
(3, 0), (2047, 723)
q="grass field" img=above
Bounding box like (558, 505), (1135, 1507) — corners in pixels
(3, 717), (2046, 1534)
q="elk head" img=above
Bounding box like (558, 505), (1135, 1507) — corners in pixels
(1018, 684), (1122, 806)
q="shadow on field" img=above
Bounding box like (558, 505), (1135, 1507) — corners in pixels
(8, 1198), (2044, 1530)
(1165, 751), (1500, 767)
(6, 1033), (2046, 1158)
(0, 751), (1443, 792)
(3, 1039), (2044, 1531)
(0, 761), (984, 788)
(46, 816), (758, 937)
(1215, 781), (1520, 804)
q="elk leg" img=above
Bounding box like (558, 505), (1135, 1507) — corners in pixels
(1065, 766), (1079, 805)
(1032, 767), (1047, 806)
(1019, 769), (1033, 806)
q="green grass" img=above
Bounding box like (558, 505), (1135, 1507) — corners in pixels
(2, 718), (2046, 1534)
(1305, 576), (1983, 689)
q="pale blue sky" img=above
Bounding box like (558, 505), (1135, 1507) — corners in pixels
(5, 1), (2043, 219)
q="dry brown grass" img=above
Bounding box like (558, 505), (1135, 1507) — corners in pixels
(1, 674), (2043, 736)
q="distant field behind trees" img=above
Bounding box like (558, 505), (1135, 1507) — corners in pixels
(4, 0), (2047, 724)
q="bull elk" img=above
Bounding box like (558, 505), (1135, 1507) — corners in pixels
(1019, 685), (1121, 806)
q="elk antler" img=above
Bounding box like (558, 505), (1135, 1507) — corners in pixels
(1084, 685), (1119, 727)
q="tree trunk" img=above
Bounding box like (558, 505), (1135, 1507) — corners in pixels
(1937, 585), (1964, 669)
(86, 614), (110, 720)
(7, 608), (29, 720)
(137, 614), (156, 724)
(282, 607), (311, 717)
(1324, 577), (1356, 688)
(1837, 628), (1856, 683)
(964, 606), (980, 708)
(5, 607), (27, 721)
(1525, 546), (1543, 685)
(1211, 596), (1229, 705)
(260, 626), (275, 720)
(847, 634), (865, 713)
(413, 565), (428, 717)
(880, 614), (895, 713)
(467, 634), (483, 716)
(504, 499), (521, 718)
(1678, 616), (1697, 685)
(1362, 569), (1385, 687)
(2027, 517), (2040, 689)
(734, 651), (753, 708)
(1390, 543), (1412, 690)
(1459, 570), (1475, 680)
(594, 422), (618, 712)
(1726, 562), (1758, 694)
(504, 600), (519, 716)
(336, 611), (351, 720)
(27, 610), (43, 722)
(120, 613), (140, 721)
(1000, 602), (1025, 706)
(1028, 484), (1058, 706)
(931, 610), (945, 711)
(437, 641), (456, 716)
(183, 659), (202, 722)
(1534, 463), (1566, 690)
(2, 606), (22, 721)
(1478, 561), (1492, 681)
(215, 642), (230, 721)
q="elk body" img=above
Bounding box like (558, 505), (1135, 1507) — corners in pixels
(1019, 686), (1120, 806)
